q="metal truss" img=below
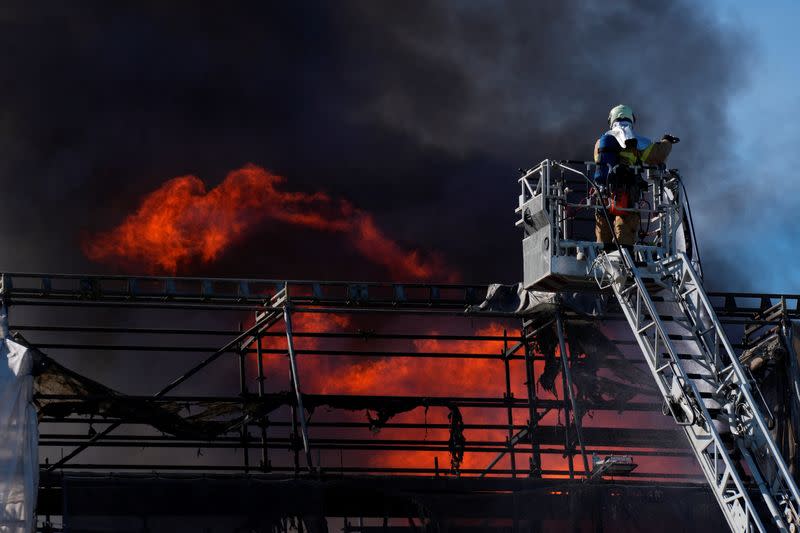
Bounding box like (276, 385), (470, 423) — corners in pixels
(594, 250), (800, 532)
(1, 271), (798, 528)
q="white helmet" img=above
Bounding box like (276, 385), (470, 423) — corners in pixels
(608, 104), (635, 125)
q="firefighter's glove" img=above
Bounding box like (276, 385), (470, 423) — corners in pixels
(662, 134), (680, 144)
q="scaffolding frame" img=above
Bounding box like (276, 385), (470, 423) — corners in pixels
(1, 272), (797, 528)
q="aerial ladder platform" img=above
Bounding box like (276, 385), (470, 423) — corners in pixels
(517, 160), (800, 532)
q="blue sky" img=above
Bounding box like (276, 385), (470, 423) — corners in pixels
(695, 1), (800, 292)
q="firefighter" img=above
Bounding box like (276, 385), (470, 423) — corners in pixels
(593, 104), (679, 247)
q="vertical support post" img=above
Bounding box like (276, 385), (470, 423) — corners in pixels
(288, 312), (300, 475)
(522, 320), (542, 477)
(238, 346), (250, 473)
(781, 297), (800, 477)
(560, 353), (574, 479)
(559, 166), (568, 241)
(255, 329), (270, 471)
(237, 322), (250, 473)
(290, 401), (300, 475)
(502, 329), (517, 477)
(546, 162), (557, 260)
(284, 302), (314, 472)
(0, 274), (9, 340)
(555, 312), (591, 478)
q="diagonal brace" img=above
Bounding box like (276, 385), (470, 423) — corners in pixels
(46, 297), (286, 472)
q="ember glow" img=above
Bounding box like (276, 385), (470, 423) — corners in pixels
(256, 318), (516, 397)
(84, 164), (453, 281)
(250, 313), (686, 477)
(311, 322), (516, 396)
(255, 315), (540, 472)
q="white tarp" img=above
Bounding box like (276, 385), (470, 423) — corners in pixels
(466, 283), (606, 318)
(0, 338), (37, 532)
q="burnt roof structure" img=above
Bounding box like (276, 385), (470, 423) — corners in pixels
(2, 272), (796, 531)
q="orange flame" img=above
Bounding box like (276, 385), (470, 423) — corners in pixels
(301, 322), (528, 473)
(309, 323), (519, 396)
(84, 164), (454, 281)
(254, 317), (538, 473)
(251, 314), (690, 478)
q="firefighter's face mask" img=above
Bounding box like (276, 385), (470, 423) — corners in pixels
(609, 120), (636, 148)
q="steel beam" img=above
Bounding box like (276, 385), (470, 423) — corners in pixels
(45, 293), (286, 471)
(283, 301), (314, 472)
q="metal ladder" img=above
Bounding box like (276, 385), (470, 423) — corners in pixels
(593, 249), (800, 532)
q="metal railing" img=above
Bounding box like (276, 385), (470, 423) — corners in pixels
(517, 159), (684, 264)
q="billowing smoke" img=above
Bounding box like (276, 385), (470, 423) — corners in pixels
(0, 1), (745, 285)
(1, 3), (743, 483)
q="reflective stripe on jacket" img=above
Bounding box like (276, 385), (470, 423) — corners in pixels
(593, 133), (654, 183)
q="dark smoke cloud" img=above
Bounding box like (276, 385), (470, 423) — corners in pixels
(0, 1), (745, 285)
(0, 3), (750, 479)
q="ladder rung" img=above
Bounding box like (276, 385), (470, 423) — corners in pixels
(686, 372), (714, 380)
(637, 321), (656, 334)
(697, 325), (716, 337)
(656, 361), (671, 373)
(653, 296), (678, 303)
(675, 349), (705, 357)
(721, 492), (745, 504)
(680, 286), (697, 298)
(620, 283), (638, 297)
(714, 374), (738, 396)
(649, 293), (671, 300)
(668, 333), (696, 340)
(661, 256), (682, 267)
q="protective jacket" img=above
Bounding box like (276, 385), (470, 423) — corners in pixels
(593, 121), (656, 182)
(594, 121), (653, 215)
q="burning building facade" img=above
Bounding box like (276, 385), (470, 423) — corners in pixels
(0, 269), (788, 531)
